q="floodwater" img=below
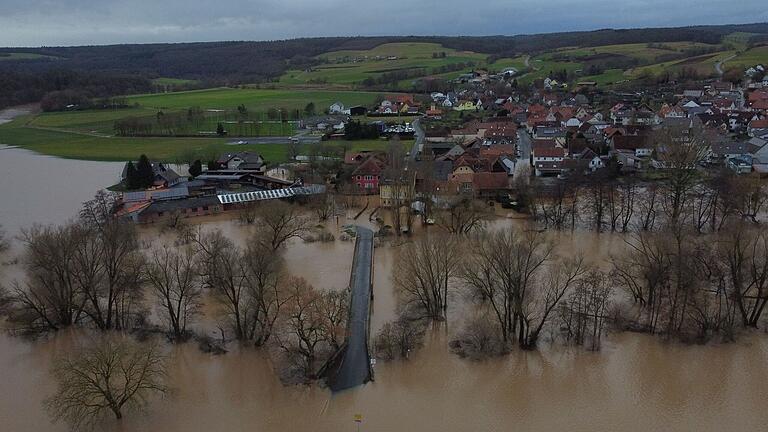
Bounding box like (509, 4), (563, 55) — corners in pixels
(2, 138), (768, 431)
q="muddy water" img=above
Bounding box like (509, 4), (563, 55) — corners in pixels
(2, 147), (768, 431)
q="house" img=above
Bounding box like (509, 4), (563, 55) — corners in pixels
(615, 150), (647, 171)
(350, 156), (385, 193)
(216, 152), (265, 173)
(379, 174), (416, 208)
(611, 135), (653, 158)
(349, 106), (367, 116)
(454, 100), (480, 112)
(426, 104), (444, 118)
(329, 102), (346, 114)
(121, 160), (185, 189)
(472, 172), (511, 198)
(710, 141), (762, 164)
(532, 145), (566, 176)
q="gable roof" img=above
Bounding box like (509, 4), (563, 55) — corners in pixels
(351, 156), (385, 176)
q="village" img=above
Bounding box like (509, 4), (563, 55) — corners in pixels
(112, 62), (768, 233)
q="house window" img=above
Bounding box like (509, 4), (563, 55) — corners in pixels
(203, 206), (209, 211)
(357, 176), (361, 180)
(158, 211), (164, 217)
(357, 183), (362, 188)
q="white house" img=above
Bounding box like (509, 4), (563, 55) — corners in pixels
(329, 102), (345, 114)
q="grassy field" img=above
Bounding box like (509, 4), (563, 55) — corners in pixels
(722, 45), (768, 69)
(127, 87), (389, 111)
(0, 87), (416, 162)
(279, 42), (487, 86)
(0, 116), (409, 162)
(151, 77), (201, 86)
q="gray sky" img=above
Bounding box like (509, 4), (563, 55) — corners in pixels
(2, 0), (767, 47)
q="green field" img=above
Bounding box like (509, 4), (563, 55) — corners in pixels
(722, 45), (768, 69)
(151, 77), (200, 86)
(279, 42), (487, 87)
(0, 116), (409, 162)
(127, 87), (389, 111)
(0, 87), (414, 162)
(0, 52), (60, 61)
(14, 87), (396, 141)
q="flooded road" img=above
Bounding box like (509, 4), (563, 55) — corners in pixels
(2, 146), (768, 431)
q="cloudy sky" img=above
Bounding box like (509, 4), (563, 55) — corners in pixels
(2, 0), (767, 47)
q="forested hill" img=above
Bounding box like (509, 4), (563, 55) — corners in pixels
(2, 22), (768, 109)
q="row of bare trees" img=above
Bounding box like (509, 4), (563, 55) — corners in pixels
(534, 122), (766, 234)
(386, 229), (600, 359)
(612, 221), (768, 341)
(533, 169), (766, 234)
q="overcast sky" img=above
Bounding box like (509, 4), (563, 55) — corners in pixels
(2, 0), (767, 47)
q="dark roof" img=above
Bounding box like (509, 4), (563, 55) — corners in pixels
(613, 135), (650, 151)
(141, 195), (220, 215)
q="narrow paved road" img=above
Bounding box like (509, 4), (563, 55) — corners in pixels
(327, 226), (374, 392)
(515, 130), (533, 179)
(715, 54), (737, 76)
(410, 117), (424, 162)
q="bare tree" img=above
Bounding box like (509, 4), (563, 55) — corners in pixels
(638, 183), (660, 231)
(461, 229), (554, 344)
(145, 246), (202, 340)
(257, 201), (312, 251)
(79, 193), (146, 330)
(382, 136), (415, 235)
(718, 225), (768, 328)
(9, 225), (86, 332)
(437, 197), (490, 234)
(518, 255), (587, 348)
(374, 316), (427, 360)
(534, 179), (579, 230)
(45, 336), (167, 430)
(195, 229), (286, 345)
(394, 235), (460, 320)
(274, 277), (336, 381)
(315, 288), (349, 351)
(653, 122), (710, 225)
(309, 192), (335, 222)
(238, 201), (260, 225)
(560, 269), (613, 350)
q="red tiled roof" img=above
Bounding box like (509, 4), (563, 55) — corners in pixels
(472, 172), (510, 191)
(533, 147), (566, 158)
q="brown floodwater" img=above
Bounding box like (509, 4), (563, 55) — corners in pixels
(2, 143), (768, 431)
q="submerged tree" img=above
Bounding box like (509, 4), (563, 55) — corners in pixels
(461, 228), (587, 350)
(273, 277), (345, 381)
(144, 246), (202, 341)
(45, 337), (167, 429)
(374, 316), (427, 361)
(195, 229), (286, 344)
(394, 235), (460, 321)
(257, 201), (312, 251)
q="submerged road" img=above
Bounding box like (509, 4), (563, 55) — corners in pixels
(326, 226), (374, 392)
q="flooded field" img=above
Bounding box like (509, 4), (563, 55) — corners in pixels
(2, 144), (768, 431)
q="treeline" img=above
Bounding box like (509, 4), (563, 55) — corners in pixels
(0, 69), (151, 110)
(344, 120), (380, 140)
